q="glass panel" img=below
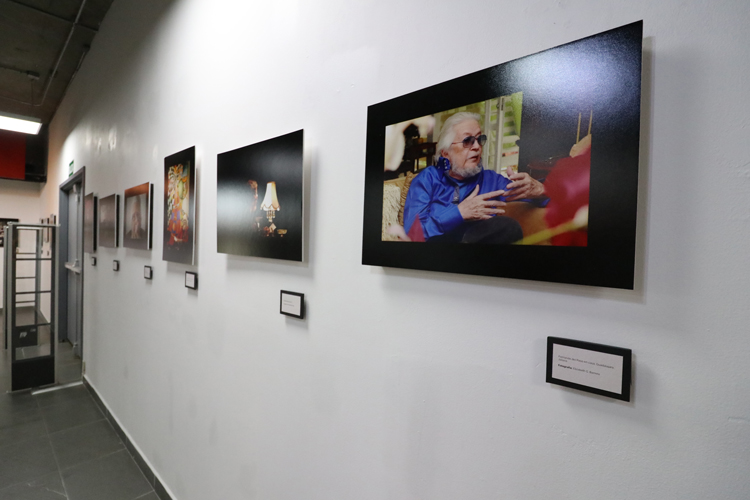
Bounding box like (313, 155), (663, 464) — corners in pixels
(16, 228), (41, 255)
(13, 292), (52, 326)
(14, 324), (52, 359)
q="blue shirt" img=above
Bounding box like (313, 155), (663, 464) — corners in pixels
(403, 166), (548, 240)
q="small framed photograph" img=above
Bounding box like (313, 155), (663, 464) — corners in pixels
(185, 271), (197, 289)
(144, 265), (153, 280)
(280, 290), (305, 319)
(90, 256), (97, 266)
(84, 193), (98, 253)
(113, 260), (120, 271)
(546, 337), (632, 402)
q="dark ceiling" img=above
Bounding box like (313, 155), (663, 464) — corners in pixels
(0, 0), (115, 125)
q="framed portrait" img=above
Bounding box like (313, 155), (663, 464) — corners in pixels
(362, 22), (642, 289)
(217, 130), (304, 262)
(84, 193), (97, 253)
(123, 182), (153, 250)
(98, 194), (120, 248)
(163, 146), (196, 265)
(0, 218), (19, 248)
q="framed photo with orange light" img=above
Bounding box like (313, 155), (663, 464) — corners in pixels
(216, 130), (304, 262)
(362, 22), (642, 289)
(163, 146), (196, 265)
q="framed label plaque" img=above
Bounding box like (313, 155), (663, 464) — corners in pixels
(185, 271), (198, 290)
(546, 337), (632, 401)
(280, 290), (304, 319)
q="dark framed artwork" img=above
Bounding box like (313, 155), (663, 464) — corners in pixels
(98, 194), (120, 248)
(0, 218), (19, 248)
(84, 193), (97, 253)
(163, 146), (196, 265)
(123, 182), (153, 250)
(217, 130), (303, 262)
(362, 21), (642, 289)
(546, 336), (632, 402)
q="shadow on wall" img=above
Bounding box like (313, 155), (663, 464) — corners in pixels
(57, 0), (180, 135)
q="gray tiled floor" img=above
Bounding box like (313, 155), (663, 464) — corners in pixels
(0, 386), (157, 500)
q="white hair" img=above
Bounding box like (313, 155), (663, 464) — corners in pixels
(435, 112), (482, 159)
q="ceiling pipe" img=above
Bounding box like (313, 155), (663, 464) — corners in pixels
(0, 0), (88, 108)
(3, 0), (98, 33)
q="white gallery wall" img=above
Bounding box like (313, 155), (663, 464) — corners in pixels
(43, 0), (750, 498)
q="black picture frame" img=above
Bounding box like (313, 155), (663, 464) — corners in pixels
(84, 194), (97, 253)
(361, 21), (642, 289)
(546, 336), (632, 402)
(185, 271), (197, 290)
(280, 290), (305, 319)
(217, 130), (304, 262)
(163, 146), (196, 265)
(98, 194), (120, 248)
(123, 182), (153, 250)
(112, 260), (120, 271)
(144, 265), (153, 280)
(90, 256), (97, 266)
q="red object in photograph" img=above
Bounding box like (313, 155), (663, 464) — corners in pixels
(544, 148), (591, 246)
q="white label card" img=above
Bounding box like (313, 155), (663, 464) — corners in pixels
(281, 293), (302, 317)
(551, 344), (624, 394)
(185, 272), (196, 288)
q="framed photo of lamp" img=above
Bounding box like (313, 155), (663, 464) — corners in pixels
(163, 146), (196, 265)
(362, 21), (642, 289)
(217, 130), (304, 262)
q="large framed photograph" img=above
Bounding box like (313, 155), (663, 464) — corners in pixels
(98, 194), (119, 248)
(123, 182), (153, 250)
(217, 130), (304, 262)
(84, 193), (97, 253)
(362, 22), (642, 289)
(163, 146), (196, 265)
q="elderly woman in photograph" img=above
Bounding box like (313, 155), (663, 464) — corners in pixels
(403, 112), (547, 243)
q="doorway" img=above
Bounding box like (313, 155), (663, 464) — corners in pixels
(58, 167), (85, 383)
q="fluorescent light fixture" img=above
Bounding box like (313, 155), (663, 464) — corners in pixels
(0, 113), (42, 135)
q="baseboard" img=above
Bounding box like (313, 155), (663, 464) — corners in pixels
(82, 376), (175, 500)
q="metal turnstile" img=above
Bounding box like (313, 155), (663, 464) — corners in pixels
(3, 223), (58, 391)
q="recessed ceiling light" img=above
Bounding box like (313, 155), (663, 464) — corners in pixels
(0, 113), (42, 135)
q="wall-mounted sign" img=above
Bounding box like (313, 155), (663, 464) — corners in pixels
(185, 271), (197, 290)
(280, 290), (304, 319)
(546, 337), (632, 402)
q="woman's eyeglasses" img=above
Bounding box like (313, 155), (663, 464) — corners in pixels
(452, 134), (487, 148)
